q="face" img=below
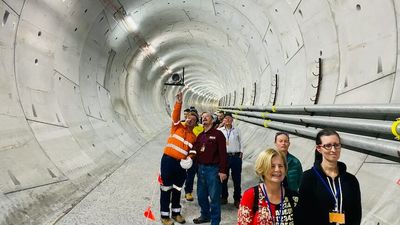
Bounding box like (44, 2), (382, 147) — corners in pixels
(183, 111), (189, 119)
(275, 134), (290, 154)
(201, 113), (212, 126)
(223, 116), (233, 126)
(317, 134), (341, 163)
(265, 155), (286, 184)
(217, 112), (224, 121)
(185, 115), (197, 128)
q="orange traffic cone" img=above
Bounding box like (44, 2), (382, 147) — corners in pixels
(144, 206), (155, 221)
(157, 174), (163, 185)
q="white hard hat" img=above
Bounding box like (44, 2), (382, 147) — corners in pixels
(180, 157), (193, 169)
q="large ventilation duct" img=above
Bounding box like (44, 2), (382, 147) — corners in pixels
(221, 104), (400, 161)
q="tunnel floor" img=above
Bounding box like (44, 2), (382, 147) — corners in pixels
(54, 128), (239, 225)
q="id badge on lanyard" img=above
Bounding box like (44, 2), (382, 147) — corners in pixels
(312, 167), (345, 224)
(200, 133), (207, 152)
(329, 212), (345, 224)
(226, 128), (233, 146)
(261, 184), (283, 225)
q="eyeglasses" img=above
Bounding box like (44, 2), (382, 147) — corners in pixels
(320, 143), (341, 150)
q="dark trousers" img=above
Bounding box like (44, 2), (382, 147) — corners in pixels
(160, 154), (187, 218)
(184, 162), (197, 193)
(221, 154), (242, 201)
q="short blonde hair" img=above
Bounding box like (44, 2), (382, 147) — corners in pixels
(255, 148), (288, 181)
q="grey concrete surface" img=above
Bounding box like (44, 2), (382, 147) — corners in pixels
(54, 128), (240, 225)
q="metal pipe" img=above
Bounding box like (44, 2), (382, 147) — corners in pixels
(224, 109), (396, 136)
(221, 104), (400, 116)
(234, 115), (400, 159)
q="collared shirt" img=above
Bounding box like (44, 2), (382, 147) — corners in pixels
(218, 126), (242, 153)
(193, 127), (227, 173)
(193, 124), (204, 136)
(181, 122), (204, 137)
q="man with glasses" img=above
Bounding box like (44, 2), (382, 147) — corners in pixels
(218, 112), (243, 208)
(191, 112), (227, 225)
(159, 92), (198, 225)
(296, 129), (362, 225)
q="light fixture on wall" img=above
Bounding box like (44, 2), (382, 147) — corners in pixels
(164, 67), (185, 86)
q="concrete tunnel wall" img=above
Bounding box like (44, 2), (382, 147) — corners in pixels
(0, 0), (399, 224)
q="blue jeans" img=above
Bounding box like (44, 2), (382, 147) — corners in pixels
(184, 162), (197, 193)
(221, 155), (242, 202)
(197, 164), (221, 225)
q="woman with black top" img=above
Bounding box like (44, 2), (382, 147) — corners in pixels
(296, 129), (362, 225)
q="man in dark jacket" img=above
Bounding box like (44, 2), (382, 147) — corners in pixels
(190, 112), (227, 225)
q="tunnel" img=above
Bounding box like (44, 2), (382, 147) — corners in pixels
(0, 0), (399, 224)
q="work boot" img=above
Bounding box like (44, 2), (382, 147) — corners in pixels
(185, 193), (194, 201)
(161, 218), (174, 225)
(172, 214), (186, 224)
(234, 200), (240, 209)
(193, 217), (210, 224)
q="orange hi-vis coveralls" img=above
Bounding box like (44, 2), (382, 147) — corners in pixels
(160, 101), (197, 218)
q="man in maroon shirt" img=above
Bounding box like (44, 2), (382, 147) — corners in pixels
(190, 112), (228, 225)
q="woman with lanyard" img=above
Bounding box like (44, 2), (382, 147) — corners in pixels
(296, 129), (362, 225)
(238, 148), (298, 225)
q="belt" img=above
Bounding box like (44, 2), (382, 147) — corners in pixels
(163, 154), (180, 161)
(227, 152), (241, 156)
(198, 163), (218, 167)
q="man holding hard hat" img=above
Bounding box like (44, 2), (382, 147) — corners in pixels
(159, 91), (198, 225)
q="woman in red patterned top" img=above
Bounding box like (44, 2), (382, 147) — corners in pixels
(238, 148), (298, 225)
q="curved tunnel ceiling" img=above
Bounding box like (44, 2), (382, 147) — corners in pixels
(0, 0), (400, 224)
(123, 0), (264, 107)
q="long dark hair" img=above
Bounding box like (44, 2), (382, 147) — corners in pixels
(314, 129), (341, 163)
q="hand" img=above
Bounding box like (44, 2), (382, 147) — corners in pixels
(176, 91), (183, 103)
(240, 152), (243, 159)
(218, 173), (227, 182)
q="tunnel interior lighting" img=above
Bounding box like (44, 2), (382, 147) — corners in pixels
(123, 16), (137, 32)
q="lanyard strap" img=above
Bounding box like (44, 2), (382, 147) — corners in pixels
(200, 132), (207, 144)
(261, 183), (283, 225)
(312, 166), (342, 212)
(226, 128), (233, 140)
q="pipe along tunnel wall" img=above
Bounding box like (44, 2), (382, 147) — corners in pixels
(0, 0), (399, 224)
